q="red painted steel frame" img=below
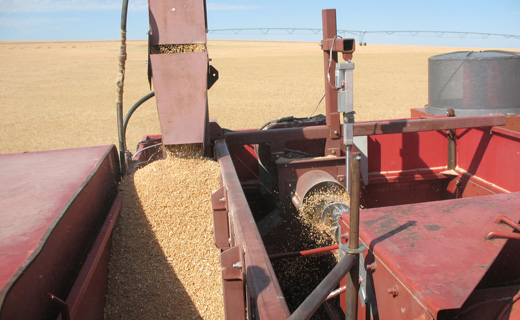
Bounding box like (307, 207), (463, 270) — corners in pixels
(224, 115), (506, 146)
(322, 9), (343, 156)
(215, 140), (291, 319)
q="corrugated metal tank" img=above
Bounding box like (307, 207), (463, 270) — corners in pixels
(426, 51), (520, 116)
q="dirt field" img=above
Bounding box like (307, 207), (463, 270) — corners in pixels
(0, 40), (506, 154)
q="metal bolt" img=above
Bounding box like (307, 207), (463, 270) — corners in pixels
(388, 286), (399, 297)
(366, 262), (377, 271)
(232, 262), (242, 269)
(339, 177), (344, 182)
(288, 184), (292, 187)
(219, 197), (225, 202)
(284, 164), (287, 168)
(332, 150), (336, 154)
(276, 154), (280, 159)
(355, 155), (361, 161)
(334, 130), (338, 135)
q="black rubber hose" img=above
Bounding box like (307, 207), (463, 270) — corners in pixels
(123, 91), (155, 147)
(116, 0), (129, 176)
(121, 0), (129, 30)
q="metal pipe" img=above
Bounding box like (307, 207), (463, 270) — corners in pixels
(447, 130), (456, 170)
(223, 114), (507, 147)
(485, 231), (520, 240)
(269, 244), (339, 261)
(288, 254), (355, 320)
(346, 152), (361, 320)
(496, 216), (520, 232)
(325, 285), (347, 301)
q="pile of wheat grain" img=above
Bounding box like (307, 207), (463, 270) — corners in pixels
(297, 184), (350, 240)
(104, 146), (223, 319)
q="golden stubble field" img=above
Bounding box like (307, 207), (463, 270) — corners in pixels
(0, 40), (506, 154)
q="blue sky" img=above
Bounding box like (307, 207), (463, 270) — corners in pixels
(1, 0), (519, 48)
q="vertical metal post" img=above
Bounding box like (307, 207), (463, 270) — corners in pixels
(322, 9), (342, 156)
(447, 109), (456, 170)
(448, 132), (456, 170)
(345, 152), (361, 320)
(338, 62), (355, 192)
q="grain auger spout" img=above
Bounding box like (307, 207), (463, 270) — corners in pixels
(140, 0), (218, 158)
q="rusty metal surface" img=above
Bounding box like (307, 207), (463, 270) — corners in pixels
(150, 52), (208, 145)
(344, 192), (520, 317)
(0, 145), (120, 319)
(215, 140), (291, 319)
(149, 0), (207, 45)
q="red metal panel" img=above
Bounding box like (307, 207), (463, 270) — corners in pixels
(342, 192), (520, 317)
(150, 52), (208, 145)
(456, 128), (520, 192)
(229, 144), (259, 182)
(60, 195), (122, 320)
(149, 0), (207, 45)
(367, 131), (447, 173)
(0, 145), (120, 319)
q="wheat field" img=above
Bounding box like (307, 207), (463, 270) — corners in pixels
(0, 40), (504, 154)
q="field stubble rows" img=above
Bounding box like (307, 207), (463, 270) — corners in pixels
(0, 40), (492, 154)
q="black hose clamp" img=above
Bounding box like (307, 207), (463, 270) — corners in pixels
(344, 111), (356, 123)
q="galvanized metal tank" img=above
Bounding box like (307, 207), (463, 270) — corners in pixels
(426, 51), (520, 116)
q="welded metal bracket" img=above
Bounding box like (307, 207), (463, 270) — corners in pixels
(208, 64), (219, 89)
(211, 187), (230, 249)
(221, 245), (246, 319)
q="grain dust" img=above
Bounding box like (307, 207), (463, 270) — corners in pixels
(104, 146), (223, 319)
(298, 185), (350, 240)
